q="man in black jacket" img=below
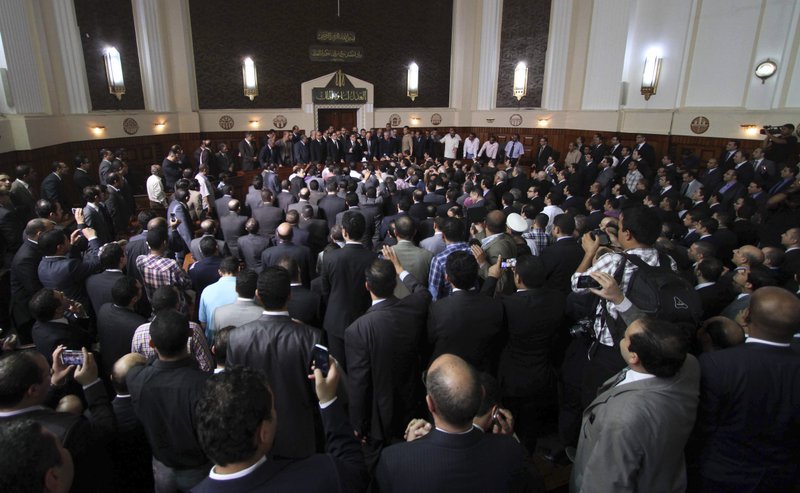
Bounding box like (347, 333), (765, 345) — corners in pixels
(278, 257), (322, 327)
(10, 218), (50, 341)
(191, 364), (368, 493)
(226, 267), (323, 459)
(261, 223), (312, 286)
(37, 227), (102, 308)
(540, 213), (585, 293)
(96, 277), (147, 378)
(85, 241), (126, 316)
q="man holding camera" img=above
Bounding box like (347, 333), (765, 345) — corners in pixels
(763, 123), (797, 165)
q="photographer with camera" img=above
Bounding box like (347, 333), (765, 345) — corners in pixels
(762, 123), (797, 165)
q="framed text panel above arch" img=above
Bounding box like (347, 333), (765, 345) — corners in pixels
(188, 0), (452, 109)
(73, 0), (145, 110)
(496, 0), (551, 108)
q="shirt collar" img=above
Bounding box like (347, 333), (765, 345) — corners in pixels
(618, 368), (656, 386)
(209, 455), (267, 481)
(262, 310), (290, 317)
(371, 298), (387, 306)
(745, 336), (791, 347)
(695, 282), (715, 290)
(0, 405), (48, 417)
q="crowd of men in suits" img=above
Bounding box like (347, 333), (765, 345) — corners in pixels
(0, 122), (799, 492)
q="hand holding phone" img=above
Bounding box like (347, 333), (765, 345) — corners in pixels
(311, 344), (330, 377)
(577, 275), (602, 289)
(60, 349), (84, 366)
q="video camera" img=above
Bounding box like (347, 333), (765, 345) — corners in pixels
(760, 125), (784, 136)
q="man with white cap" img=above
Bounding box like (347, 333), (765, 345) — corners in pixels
(507, 212), (537, 255)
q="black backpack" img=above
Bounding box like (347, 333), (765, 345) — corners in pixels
(604, 252), (702, 342)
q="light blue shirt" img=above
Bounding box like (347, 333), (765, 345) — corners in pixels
(199, 276), (238, 341)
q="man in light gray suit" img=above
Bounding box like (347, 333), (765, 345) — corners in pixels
(190, 219), (227, 261)
(389, 216), (432, 298)
(570, 272), (700, 493)
(420, 217), (446, 256)
(288, 188), (319, 218)
(212, 269), (263, 330)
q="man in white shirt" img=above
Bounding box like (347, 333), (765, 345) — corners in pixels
(462, 133), (480, 159)
(477, 136), (499, 163)
(195, 165), (215, 218)
(504, 134), (524, 166)
(441, 128), (462, 160)
(146, 165), (168, 214)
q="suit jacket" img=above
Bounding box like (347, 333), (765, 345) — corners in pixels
(310, 139), (326, 163)
(540, 237), (585, 293)
(277, 191), (297, 213)
(427, 290), (504, 372)
(85, 269), (125, 315)
(239, 139), (257, 170)
(10, 180), (36, 225)
(73, 169), (95, 202)
(10, 239), (43, 329)
(287, 199), (319, 219)
(572, 356), (700, 493)
(321, 244), (378, 339)
(106, 187), (130, 236)
(344, 274), (430, 444)
(41, 173), (68, 212)
(693, 343), (800, 491)
(220, 212), (248, 258)
(287, 284), (323, 327)
(32, 318), (93, 365)
(299, 217), (329, 257)
(190, 234), (227, 262)
(227, 314), (322, 458)
(696, 283), (733, 320)
(391, 240), (432, 299)
(251, 204), (284, 239)
(335, 206), (377, 247)
(261, 242), (312, 286)
(479, 233), (517, 296)
(188, 255), (223, 296)
(212, 298), (264, 331)
(720, 294), (749, 321)
(420, 233), (446, 256)
(96, 303), (147, 376)
(701, 167), (723, 192)
(237, 233), (270, 272)
(162, 159), (183, 191)
(293, 140), (310, 164)
(167, 200), (193, 253)
(82, 203), (114, 245)
(318, 194), (348, 228)
(191, 399), (367, 493)
(38, 238), (102, 306)
(376, 427), (531, 493)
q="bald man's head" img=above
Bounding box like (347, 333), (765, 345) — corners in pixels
(147, 217), (167, 231)
(200, 219), (217, 234)
(111, 353), (146, 394)
(425, 354), (481, 429)
(733, 245), (764, 267)
(276, 222), (293, 242)
(748, 286), (800, 343)
(228, 199), (240, 213)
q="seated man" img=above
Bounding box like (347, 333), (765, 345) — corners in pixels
(375, 354), (532, 492)
(192, 363), (368, 492)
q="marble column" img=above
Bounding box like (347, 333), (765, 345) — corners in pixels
(477, 0), (503, 111)
(541, 0), (572, 110)
(50, 0), (90, 113)
(131, 0), (172, 112)
(0, 0), (48, 113)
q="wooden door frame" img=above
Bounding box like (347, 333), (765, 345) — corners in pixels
(314, 105), (363, 132)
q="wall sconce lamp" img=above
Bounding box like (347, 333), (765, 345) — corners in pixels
(154, 121), (166, 131)
(537, 118), (550, 127)
(407, 62), (419, 101)
(486, 118), (495, 123)
(249, 120), (260, 128)
(754, 60), (777, 84)
(641, 53), (662, 101)
(513, 62), (528, 101)
(102, 47), (125, 100)
(740, 124), (759, 136)
(91, 125), (105, 135)
(410, 117), (420, 124)
(242, 57), (258, 101)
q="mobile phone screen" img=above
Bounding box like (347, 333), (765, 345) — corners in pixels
(312, 344), (329, 377)
(60, 350), (84, 366)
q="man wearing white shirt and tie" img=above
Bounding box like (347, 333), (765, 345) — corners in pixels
(504, 134), (524, 166)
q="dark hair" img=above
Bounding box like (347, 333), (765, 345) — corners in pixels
(213, 326), (235, 367)
(589, 195), (604, 211)
(534, 213), (549, 228)
(692, 240), (717, 259)
(151, 286), (179, 312)
(628, 319), (688, 378)
(746, 267), (777, 290)
(0, 420), (64, 492)
(553, 213), (575, 235)
(394, 215), (416, 240)
(38, 229), (66, 256)
(100, 242), (124, 269)
(425, 359), (481, 428)
(476, 372), (501, 417)
(514, 255), (545, 288)
(195, 367), (274, 467)
(235, 269), (258, 299)
(445, 250), (478, 290)
(441, 217), (465, 243)
(138, 210), (157, 228)
(365, 259), (397, 299)
(29, 288), (61, 322)
(697, 258), (723, 282)
(34, 199), (55, 219)
(219, 257), (239, 275)
(111, 276), (139, 306)
(257, 267), (291, 310)
(146, 227), (168, 250)
(150, 309), (190, 357)
(0, 352), (44, 407)
(699, 218), (718, 235)
(703, 318), (744, 350)
(83, 185), (100, 203)
(620, 206), (661, 245)
(341, 211), (366, 240)
(24, 219), (49, 239)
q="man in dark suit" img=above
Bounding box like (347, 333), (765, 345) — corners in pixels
(72, 156), (95, 203)
(214, 185), (233, 221)
(719, 140), (739, 170)
(276, 179), (297, 213)
(219, 199), (249, 259)
(376, 354), (532, 492)
(191, 364), (368, 493)
(237, 218), (270, 272)
(691, 287), (800, 492)
(540, 214), (585, 293)
(318, 181), (348, 229)
(40, 161), (70, 214)
(105, 173), (130, 238)
(277, 256), (322, 327)
(732, 151), (754, 187)
(238, 132), (257, 171)
(29, 287), (93, 365)
(633, 134), (656, 169)
(167, 188), (193, 257)
(717, 169), (746, 211)
(10, 165), (38, 225)
(535, 137), (554, 170)
(321, 212), (378, 364)
(701, 158), (724, 191)
(10, 219), (49, 340)
(0, 348), (114, 493)
(251, 189), (284, 238)
(345, 252), (431, 464)
(309, 130), (326, 163)
(427, 250), (503, 372)
(82, 186), (114, 245)
(86, 241), (126, 315)
(190, 219), (226, 262)
(227, 267), (323, 459)
(188, 237), (223, 296)
(261, 223), (312, 286)
(299, 204), (329, 259)
(96, 277), (147, 377)
(37, 227), (101, 307)
(335, 194), (377, 247)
